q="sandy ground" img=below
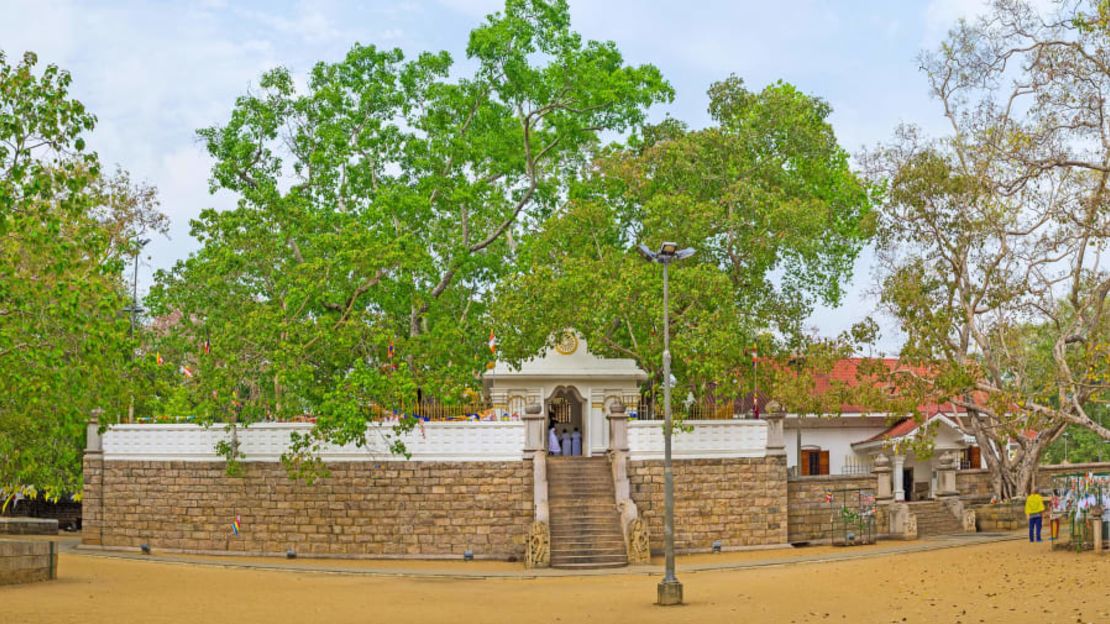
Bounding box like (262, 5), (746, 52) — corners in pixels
(3, 538), (1108, 624)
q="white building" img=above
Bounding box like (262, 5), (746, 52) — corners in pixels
(485, 333), (647, 457)
(785, 358), (983, 500)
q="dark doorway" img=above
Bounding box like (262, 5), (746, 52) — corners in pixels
(546, 386), (585, 457)
(903, 468), (914, 501)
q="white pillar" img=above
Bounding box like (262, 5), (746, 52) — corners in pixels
(893, 453), (906, 502)
(607, 402), (629, 453)
(522, 404), (545, 458)
(763, 401), (786, 457)
(874, 453), (892, 503)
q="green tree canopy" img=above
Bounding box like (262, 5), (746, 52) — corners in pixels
(492, 76), (875, 400)
(0, 51), (165, 502)
(146, 0), (673, 453)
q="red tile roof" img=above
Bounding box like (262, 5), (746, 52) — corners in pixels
(807, 357), (968, 415)
(859, 417), (918, 443)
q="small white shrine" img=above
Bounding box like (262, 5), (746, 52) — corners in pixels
(486, 333), (648, 457)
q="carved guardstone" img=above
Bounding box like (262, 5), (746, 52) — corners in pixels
(626, 517), (651, 565)
(525, 521), (550, 568)
(963, 509), (978, 533)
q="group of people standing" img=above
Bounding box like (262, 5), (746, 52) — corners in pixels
(548, 425), (582, 456)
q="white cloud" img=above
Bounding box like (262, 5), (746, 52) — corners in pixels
(924, 0), (990, 42)
(435, 0), (501, 18)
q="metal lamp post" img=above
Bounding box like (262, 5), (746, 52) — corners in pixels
(123, 238), (150, 423)
(638, 241), (694, 606)
(1063, 431), (1072, 463)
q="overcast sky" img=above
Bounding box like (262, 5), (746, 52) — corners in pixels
(0, 0), (998, 353)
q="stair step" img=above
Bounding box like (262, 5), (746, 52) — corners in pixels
(550, 555), (628, 564)
(544, 456), (628, 570)
(551, 544), (627, 552)
(550, 553), (628, 561)
(550, 537), (630, 546)
(550, 528), (624, 535)
(549, 527), (623, 534)
(550, 561), (629, 569)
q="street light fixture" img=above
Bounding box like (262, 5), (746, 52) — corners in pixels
(637, 241), (694, 606)
(125, 238), (150, 423)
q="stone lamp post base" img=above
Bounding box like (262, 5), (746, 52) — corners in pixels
(657, 579), (684, 606)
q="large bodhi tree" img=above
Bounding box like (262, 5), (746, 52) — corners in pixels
(493, 77), (875, 401)
(147, 1), (672, 452)
(868, 0), (1110, 498)
(0, 51), (166, 503)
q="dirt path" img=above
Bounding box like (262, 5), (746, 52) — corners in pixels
(4, 538), (1107, 624)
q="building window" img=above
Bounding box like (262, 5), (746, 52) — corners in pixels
(507, 394), (527, 418)
(963, 446), (981, 470)
(800, 448), (829, 476)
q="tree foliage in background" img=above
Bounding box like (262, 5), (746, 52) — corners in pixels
(0, 51), (165, 503)
(493, 76), (875, 403)
(867, 0), (1110, 498)
(146, 0), (672, 460)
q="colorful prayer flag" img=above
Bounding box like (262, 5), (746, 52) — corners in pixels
(231, 514), (240, 536)
(388, 340), (395, 360)
(202, 338), (211, 355)
(488, 329), (496, 355)
(180, 365), (193, 379)
(156, 352), (163, 366)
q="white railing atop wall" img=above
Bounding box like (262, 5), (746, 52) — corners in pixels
(101, 421), (526, 463)
(626, 420), (768, 460)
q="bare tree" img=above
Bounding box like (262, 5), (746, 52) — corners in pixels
(868, 0), (1110, 498)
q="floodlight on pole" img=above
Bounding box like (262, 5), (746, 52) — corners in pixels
(637, 240), (694, 606)
(126, 237), (150, 424)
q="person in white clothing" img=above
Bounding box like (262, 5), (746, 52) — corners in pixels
(560, 429), (572, 456)
(571, 428), (582, 456)
(548, 425), (561, 455)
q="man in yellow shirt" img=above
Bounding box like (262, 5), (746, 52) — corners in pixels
(1025, 491), (1045, 542)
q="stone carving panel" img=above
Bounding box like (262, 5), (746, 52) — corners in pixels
(525, 521), (550, 568)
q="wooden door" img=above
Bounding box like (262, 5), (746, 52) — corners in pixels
(800, 449), (830, 476)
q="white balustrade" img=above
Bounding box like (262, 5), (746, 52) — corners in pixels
(626, 420), (768, 460)
(101, 421), (526, 462)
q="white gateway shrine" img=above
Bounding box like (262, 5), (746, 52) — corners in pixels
(486, 333), (648, 457)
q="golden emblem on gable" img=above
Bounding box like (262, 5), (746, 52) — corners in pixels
(555, 332), (578, 355)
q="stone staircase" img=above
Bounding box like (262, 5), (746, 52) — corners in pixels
(546, 456), (628, 569)
(908, 500), (964, 536)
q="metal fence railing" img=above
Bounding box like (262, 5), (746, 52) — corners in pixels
(840, 457), (873, 476)
(625, 390), (756, 421)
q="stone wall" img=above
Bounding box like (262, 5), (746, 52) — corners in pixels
(627, 456), (788, 553)
(0, 517), (58, 535)
(786, 475), (875, 544)
(0, 540), (57, 585)
(955, 469), (992, 500)
(83, 458), (533, 559)
(957, 461), (1110, 500)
